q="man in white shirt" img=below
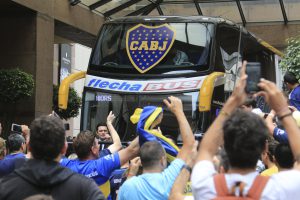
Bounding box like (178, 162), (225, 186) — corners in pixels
(192, 61), (300, 200)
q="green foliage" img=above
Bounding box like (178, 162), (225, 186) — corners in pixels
(280, 37), (300, 80)
(0, 68), (34, 103)
(52, 85), (81, 120)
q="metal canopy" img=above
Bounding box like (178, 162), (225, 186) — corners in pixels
(80, 0), (300, 25)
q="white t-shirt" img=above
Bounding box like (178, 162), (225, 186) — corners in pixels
(191, 160), (300, 200)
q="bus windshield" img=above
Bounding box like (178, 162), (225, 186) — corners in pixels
(82, 90), (200, 141)
(89, 22), (214, 74)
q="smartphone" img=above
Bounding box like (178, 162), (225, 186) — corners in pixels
(245, 62), (261, 93)
(11, 123), (22, 133)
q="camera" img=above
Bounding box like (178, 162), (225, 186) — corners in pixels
(11, 123), (22, 134)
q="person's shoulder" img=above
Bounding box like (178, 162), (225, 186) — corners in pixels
(99, 149), (112, 158)
(267, 170), (300, 191)
(97, 152), (120, 166)
(261, 170), (300, 200)
(60, 157), (77, 165)
(68, 170), (100, 186)
(110, 168), (127, 178)
(171, 158), (185, 165)
(271, 169), (300, 180)
(68, 172), (106, 199)
(121, 176), (139, 186)
(293, 85), (300, 94)
(0, 171), (19, 182)
(191, 160), (216, 189)
(261, 166), (278, 176)
(193, 160), (215, 171)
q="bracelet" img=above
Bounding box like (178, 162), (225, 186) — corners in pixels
(219, 110), (230, 117)
(181, 164), (192, 173)
(278, 112), (293, 121)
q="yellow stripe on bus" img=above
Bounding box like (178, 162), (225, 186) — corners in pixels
(199, 72), (224, 112)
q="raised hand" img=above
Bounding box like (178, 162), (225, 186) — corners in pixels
(163, 96), (183, 116)
(230, 61), (248, 106)
(128, 157), (141, 177)
(107, 111), (116, 124)
(255, 79), (289, 116)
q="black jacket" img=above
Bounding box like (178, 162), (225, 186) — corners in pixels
(0, 159), (105, 200)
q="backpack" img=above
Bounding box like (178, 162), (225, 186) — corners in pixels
(213, 174), (270, 200)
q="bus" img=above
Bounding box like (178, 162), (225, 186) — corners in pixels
(59, 16), (283, 142)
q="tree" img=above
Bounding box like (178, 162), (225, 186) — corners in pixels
(52, 85), (81, 120)
(0, 68), (34, 103)
(280, 37), (300, 80)
(0, 68), (34, 139)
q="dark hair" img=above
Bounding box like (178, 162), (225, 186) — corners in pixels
(275, 143), (294, 169)
(29, 116), (65, 161)
(140, 141), (165, 169)
(223, 109), (268, 169)
(266, 138), (279, 162)
(96, 123), (107, 131)
(7, 133), (25, 152)
(73, 130), (96, 159)
(284, 72), (299, 84)
(219, 149), (230, 172)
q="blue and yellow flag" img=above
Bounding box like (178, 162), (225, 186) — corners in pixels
(130, 106), (179, 162)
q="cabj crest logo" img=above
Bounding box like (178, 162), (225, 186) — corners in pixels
(126, 24), (176, 73)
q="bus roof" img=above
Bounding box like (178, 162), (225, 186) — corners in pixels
(105, 16), (282, 57)
(106, 15), (236, 25)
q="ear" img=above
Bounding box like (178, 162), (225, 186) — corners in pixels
(21, 143), (26, 151)
(60, 141), (68, 155)
(160, 155), (167, 169)
(263, 141), (268, 154)
(91, 145), (98, 156)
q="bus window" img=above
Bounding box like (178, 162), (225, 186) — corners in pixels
(89, 22), (214, 75)
(241, 32), (276, 81)
(82, 90), (199, 141)
(215, 25), (240, 93)
(215, 25), (240, 73)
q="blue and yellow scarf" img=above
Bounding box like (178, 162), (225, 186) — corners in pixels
(130, 106), (179, 162)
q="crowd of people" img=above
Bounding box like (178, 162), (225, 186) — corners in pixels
(0, 61), (300, 200)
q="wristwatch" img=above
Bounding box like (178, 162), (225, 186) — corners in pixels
(181, 164), (192, 173)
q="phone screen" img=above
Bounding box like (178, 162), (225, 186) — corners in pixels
(246, 62), (261, 93)
(11, 124), (22, 133)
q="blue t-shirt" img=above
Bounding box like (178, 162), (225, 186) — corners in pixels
(0, 153), (26, 177)
(273, 127), (288, 143)
(118, 158), (185, 200)
(99, 148), (112, 158)
(60, 152), (120, 186)
(289, 85), (300, 111)
(108, 168), (127, 200)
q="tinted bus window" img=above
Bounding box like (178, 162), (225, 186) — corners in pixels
(82, 90), (199, 141)
(89, 23), (214, 75)
(215, 25), (240, 72)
